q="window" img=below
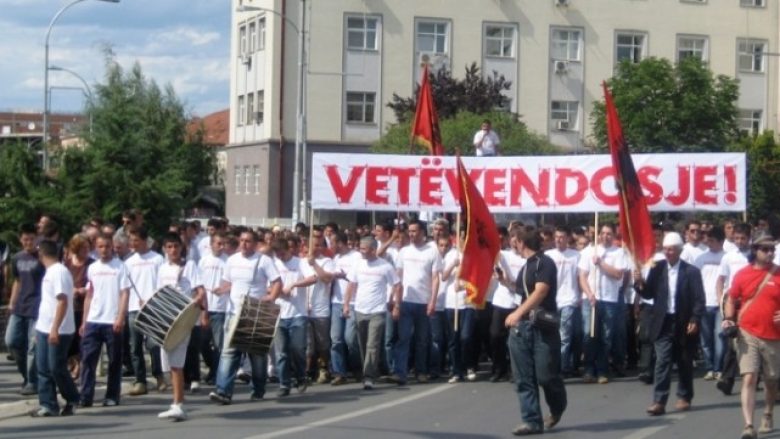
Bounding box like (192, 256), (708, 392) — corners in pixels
(739, 109), (762, 135)
(253, 165), (261, 195)
(257, 90), (265, 124)
(738, 39), (766, 72)
(346, 92), (376, 123)
(551, 29), (581, 61)
(417, 21), (448, 54)
(247, 93), (254, 125)
(234, 166), (242, 194)
(740, 0), (765, 7)
(677, 36), (708, 61)
(244, 165), (251, 194)
(248, 22), (256, 53)
(346, 17), (378, 50)
(616, 32), (646, 64)
(258, 18), (266, 51)
(485, 25), (515, 58)
(239, 25), (247, 56)
(550, 101), (579, 130)
(237, 95), (245, 126)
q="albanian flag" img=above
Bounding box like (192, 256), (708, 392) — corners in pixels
(410, 64), (445, 156)
(456, 156), (500, 307)
(603, 82), (655, 266)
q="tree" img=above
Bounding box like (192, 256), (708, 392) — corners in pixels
(373, 111), (558, 156)
(590, 57), (740, 153)
(729, 131), (780, 220)
(387, 63), (512, 123)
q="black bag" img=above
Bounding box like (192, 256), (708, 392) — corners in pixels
(529, 308), (559, 332)
(722, 324), (739, 338)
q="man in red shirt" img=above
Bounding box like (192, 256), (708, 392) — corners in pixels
(723, 235), (780, 439)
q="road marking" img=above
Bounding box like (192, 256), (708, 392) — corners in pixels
(244, 384), (454, 439)
(621, 414), (685, 439)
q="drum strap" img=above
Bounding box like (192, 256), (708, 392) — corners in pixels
(126, 271), (145, 305)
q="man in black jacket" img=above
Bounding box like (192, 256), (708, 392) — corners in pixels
(633, 232), (705, 416)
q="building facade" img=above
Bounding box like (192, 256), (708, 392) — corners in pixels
(228, 0), (778, 223)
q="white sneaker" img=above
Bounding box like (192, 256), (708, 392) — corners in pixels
(158, 404), (187, 421)
(363, 379), (374, 390)
(190, 381), (201, 393)
(448, 376), (463, 384)
(703, 371), (716, 381)
(466, 369), (477, 382)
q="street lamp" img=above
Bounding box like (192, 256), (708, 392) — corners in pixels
(43, 0), (119, 171)
(49, 65), (94, 135)
(236, 2), (306, 224)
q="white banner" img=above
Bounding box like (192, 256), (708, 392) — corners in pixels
(311, 153), (746, 213)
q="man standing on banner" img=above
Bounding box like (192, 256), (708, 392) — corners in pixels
(473, 119), (500, 157)
(633, 232), (705, 416)
(505, 229), (567, 435)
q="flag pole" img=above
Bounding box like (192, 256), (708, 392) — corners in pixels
(590, 211), (599, 338)
(454, 210), (461, 332)
(307, 209), (315, 317)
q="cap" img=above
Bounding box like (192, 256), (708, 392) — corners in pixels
(662, 232), (684, 248)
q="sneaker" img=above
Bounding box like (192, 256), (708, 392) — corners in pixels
(714, 371), (722, 380)
(20, 385), (38, 396)
(316, 369), (329, 384)
(760, 413), (773, 434)
(466, 369), (477, 382)
(60, 403), (76, 416)
(237, 369), (251, 383)
(363, 379), (374, 390)
(250, 393), (264, 401)
(78, 400), (93, 408)
(158, 404), (187, 421)
(331, 375), (347, 386)
(417, 374), (429, 384)
(156, 376), (169, 392)
(511, 423), (543, 436)
(716, 379), (733, 396)
(29, 407), (57, 418)
(190, 381), (201, 394)
(277, 387), (291, 398)
(544, 414), (562, 430)
(597, 376), (609, 384)
(102, 399), (118, 407)
(209, 391), (232, 405)
(448, 376), (464, 384)
(703, 371), (716, 381)
(129, 382), (148, 396)
(741, 424), (757, 439)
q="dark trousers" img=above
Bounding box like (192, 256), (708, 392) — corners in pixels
(721, 337), (739, 383)
(128, 311), (162, 384)
(79, 323), (122, 404)
(653, 315), (696, 405)
(490, 306), (514, 377)
(508, 321), (567, 430)
(447, 308), (476, 378)
(184, 326), (202, 383)
(637, 304), (656, 378)
(472, 303), (493, 370)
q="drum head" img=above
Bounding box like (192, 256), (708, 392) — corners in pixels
(163, 301), (201, 350)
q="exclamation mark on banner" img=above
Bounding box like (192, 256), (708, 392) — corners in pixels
(724, 165), (737, 205)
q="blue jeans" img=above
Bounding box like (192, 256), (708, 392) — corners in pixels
(330, 303), (360, 377)
(384, 311), (398, 374)
(79, 323), (122, 404)
(214, 314), (268, 398)
(4, 314), (37, 388)
(128, 311), (162, 384)
(394, 302), (430, 380)
(699, 306), (723, 373)
(446, 308), (476, 378)
(36, 331), (80, 412)
(582, 301), (619, 377)
(275, 316), (308, 389)
(429, 310), (449, 377)
(508, 321), (567, 429)
(558, 305), (582, 375)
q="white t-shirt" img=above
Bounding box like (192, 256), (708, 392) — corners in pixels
(199, 252), (228, 313)
(718, 249), (750, 291)
(86, 257), (131, 324)
(379, 244), (400, 300)
(275, 256), (310, 319)
(304, 256), (336, 318)
(436, 248), (460, 311)
(348, 257), (400, 314)
(694, 249), (725, 307)
(681, 242), (708, 265)
(36, 263), (75, 335)
(223, 252), (281, 314)
(158, 260), (202, 298)
(332, 250), (360, 305)
(398, 242), (442, 304)
(473, 129), (500, 156)
(578, 245), (628, 303)
(125, 250), (164, 312)
(546, 247), (581, 309)
(492, 250), (525, 309)
(197, 234), (212, 263)
(723, 240), (738, 254)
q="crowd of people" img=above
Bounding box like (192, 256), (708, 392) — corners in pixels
(2, 209), (780, 438)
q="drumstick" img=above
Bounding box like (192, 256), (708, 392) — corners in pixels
(126, 271), (145, 306)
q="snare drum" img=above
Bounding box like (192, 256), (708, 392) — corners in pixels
(225, 295), (280, 355)
(134, 285), (201, 350)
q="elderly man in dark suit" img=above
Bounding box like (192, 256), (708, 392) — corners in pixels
(633, 232), (706, 416)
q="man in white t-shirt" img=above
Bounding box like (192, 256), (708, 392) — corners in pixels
(681, 220), (709, 264)
(30, 240), (80, 417)
(79, 234), (130, 408)
(473, 119), (500, 157)
(546, 226), (581, 378)
(694, 226), (726, 381)
(578, 223), (628, 384)
(329, 232), (361, 385)
(209, 230), (281, 404)
(374, 221), (401, 375)
(125, 226), (165, 396)
(344, 237), (401, 389)
(392, 220), (442, 384)
(303, 233), (336, 384)
(198, 231), (228, 385)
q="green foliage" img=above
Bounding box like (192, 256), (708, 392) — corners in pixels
(729, 131), (780, 220)
(590, 57), (740, 153)
(387, 63), (512, 123)
(373, 111), (558, 156)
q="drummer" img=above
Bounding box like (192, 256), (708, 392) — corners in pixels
(156, 232), (206, 421)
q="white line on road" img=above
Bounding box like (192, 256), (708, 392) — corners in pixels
(243, 384), (455, 439)
(621, 414), (685, 439)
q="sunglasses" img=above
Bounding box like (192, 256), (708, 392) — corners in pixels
(757, 246), (775, 253)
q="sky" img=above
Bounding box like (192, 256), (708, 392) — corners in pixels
(0, 0), (230, 117)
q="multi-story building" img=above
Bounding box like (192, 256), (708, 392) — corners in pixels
(227, 0), (778, 224)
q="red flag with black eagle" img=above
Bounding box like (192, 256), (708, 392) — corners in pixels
(410, 64), (445, 156)
(603, 82), (655, 266)
(456, 156), (501, 307)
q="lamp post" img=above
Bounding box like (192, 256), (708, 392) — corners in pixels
(237, 2), (306, 224)
(43, 0), (119, 171)
(49, 65), (93, 135)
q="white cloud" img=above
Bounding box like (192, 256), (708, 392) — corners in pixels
(157, 27), (221, 47)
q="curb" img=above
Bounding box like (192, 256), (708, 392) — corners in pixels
(0, 381), (135, 422)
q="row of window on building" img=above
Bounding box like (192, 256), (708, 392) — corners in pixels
(234, 165), (261, 195)
(237, 91), (265, 127)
